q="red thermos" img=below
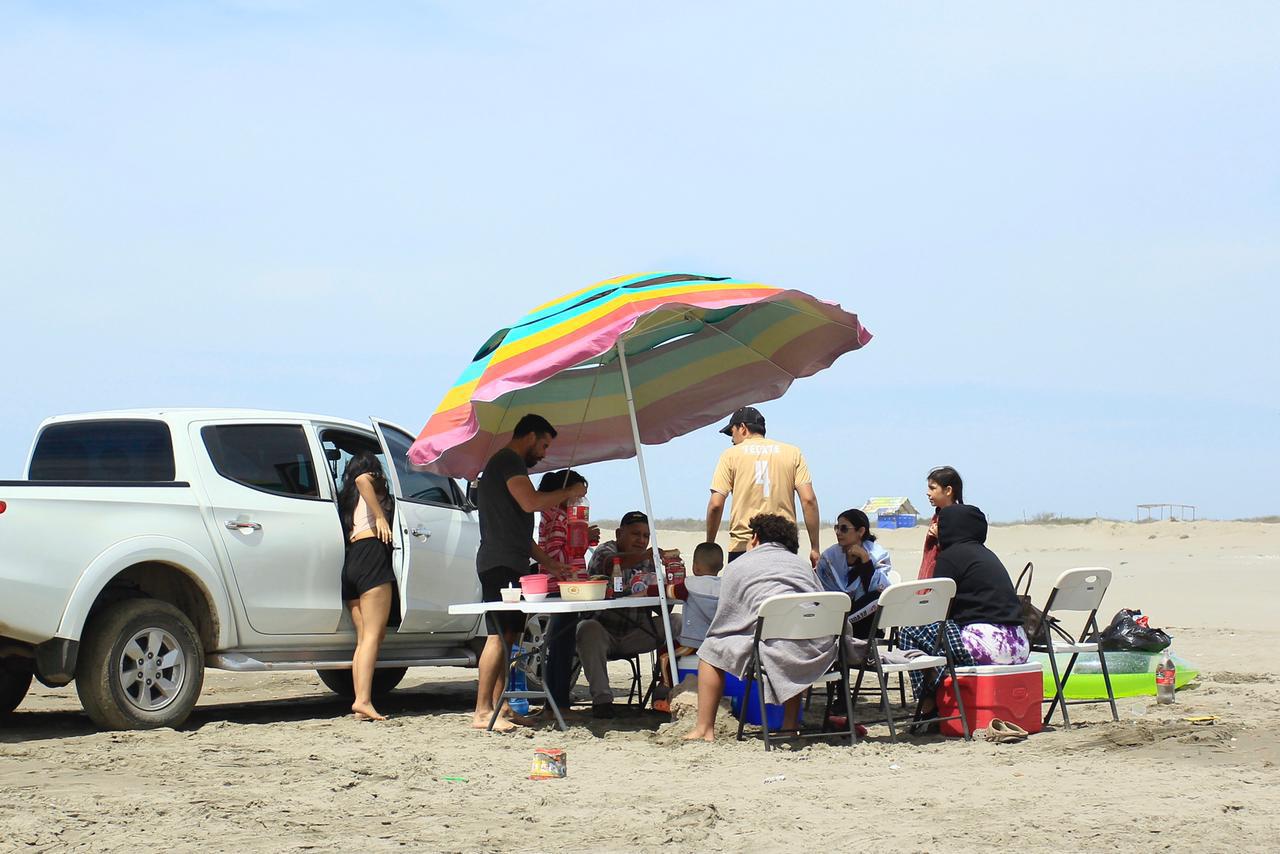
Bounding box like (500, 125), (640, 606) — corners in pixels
(566, 496), (590, 554)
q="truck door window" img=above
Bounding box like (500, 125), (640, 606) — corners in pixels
(201, 424), (320, 499)
(29, 420), (175, 482)
(319, 430), (387, 495)
(378, 426), (463, 508)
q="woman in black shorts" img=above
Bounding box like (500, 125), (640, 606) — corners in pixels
(338, 452), (396, 720)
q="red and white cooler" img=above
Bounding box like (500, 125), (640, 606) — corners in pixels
(936, 662), (1044, 737)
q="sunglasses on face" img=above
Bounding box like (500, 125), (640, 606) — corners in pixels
(834, 524), (855, 533)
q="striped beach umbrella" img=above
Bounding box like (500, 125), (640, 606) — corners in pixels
(409, 271), (872, 698)
(408, 272), (872, 476)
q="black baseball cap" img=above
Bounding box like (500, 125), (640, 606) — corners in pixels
(719, 406), (765, 436)
(620, 510), (649, 526)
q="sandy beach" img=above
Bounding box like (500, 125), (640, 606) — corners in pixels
(3, 521), (1277, 852)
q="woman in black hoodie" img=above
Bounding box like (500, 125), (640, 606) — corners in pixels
(899, 503), (1029, 700)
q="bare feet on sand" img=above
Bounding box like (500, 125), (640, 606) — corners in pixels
(682, 728), (715, 742)
(352, 702), (388, 721)
(472, 711), (518, 732)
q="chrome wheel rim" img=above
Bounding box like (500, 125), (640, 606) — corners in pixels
(117, 628), (185, 712)
(520, 616), (550, 683)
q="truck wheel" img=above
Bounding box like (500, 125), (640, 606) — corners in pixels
(75, 599), (205, 730)
(0, 657), (34, 718)
(316, 666), (407, 699)
(520, 617), (549, 690)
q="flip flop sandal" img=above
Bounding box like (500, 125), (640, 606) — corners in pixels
(985, 719), (1029, 743)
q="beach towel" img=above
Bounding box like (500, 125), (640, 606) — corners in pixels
(843, 635), (931, 669)
(698, 543), (837, 705)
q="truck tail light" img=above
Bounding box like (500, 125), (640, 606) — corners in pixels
(0, 500), (6, 514)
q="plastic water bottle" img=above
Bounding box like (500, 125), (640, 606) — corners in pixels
(508, 645), (530, 714)
(1155, 650), (1176, 704)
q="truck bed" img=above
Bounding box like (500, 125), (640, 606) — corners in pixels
(0, 481), (209, 644)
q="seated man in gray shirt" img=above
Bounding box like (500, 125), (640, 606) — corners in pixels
(577, 511), (681, 718)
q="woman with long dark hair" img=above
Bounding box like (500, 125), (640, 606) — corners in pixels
(338, 452), (396, 721)
(816, 508), (892, 635)
(919, 466), (963, 580)
(537, 469), (598, 712)
(535, 468), (593, 572)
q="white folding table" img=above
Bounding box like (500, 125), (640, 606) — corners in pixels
(449, 597), (663, 732)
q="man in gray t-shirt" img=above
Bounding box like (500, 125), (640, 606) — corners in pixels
(470, 413), (586, 733)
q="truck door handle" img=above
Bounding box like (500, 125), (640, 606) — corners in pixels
(410, 527), (431, 539)
(225, 520), (263, 531)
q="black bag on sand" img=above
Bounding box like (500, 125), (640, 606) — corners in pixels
(1097, 608), (1172, 652)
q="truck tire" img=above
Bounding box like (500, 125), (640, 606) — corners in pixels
(316, 666), (407, 699)
(75, 599), (205, 730)
(0, 657), (34, 718)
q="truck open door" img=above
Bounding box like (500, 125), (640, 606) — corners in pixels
(370, 419), (482, 636)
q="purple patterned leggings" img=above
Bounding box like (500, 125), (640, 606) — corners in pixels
(898, 621), (1030, 699)
(960, 623), (1030, 665)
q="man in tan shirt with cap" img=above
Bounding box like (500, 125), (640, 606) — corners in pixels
(705, 406), (822, 567)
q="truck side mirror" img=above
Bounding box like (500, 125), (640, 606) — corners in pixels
(465, 480), (479, 511)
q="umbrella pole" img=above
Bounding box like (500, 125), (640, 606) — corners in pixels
(615, 341), (680, 706)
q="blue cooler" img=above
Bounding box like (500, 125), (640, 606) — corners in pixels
(681, 664), (789, 726)
(677, 660), (746, 698)
(729, 677), (804, 730)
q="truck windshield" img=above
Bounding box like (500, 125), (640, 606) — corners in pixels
(29, 420), (176, 482)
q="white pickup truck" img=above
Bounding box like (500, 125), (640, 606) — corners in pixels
(0, 409), (486, 729)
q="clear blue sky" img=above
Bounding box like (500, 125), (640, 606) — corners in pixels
(2, 2), (1277, 521)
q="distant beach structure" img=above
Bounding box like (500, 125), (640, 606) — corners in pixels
(861, 496), (921, 529)
(1136, 503), (1197, 522)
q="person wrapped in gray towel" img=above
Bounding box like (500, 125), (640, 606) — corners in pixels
(684, 513), (835, 741)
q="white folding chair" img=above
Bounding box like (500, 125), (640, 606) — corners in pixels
(736, 592), (857, 751)
(850, 578), (971, 742)
(882, 569), (906, 706)
(1035, 567), (1119, 727)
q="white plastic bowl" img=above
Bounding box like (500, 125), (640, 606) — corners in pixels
(522, 592), (549, 602)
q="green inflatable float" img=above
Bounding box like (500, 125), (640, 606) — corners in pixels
(1030, 650), (1198, 699)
